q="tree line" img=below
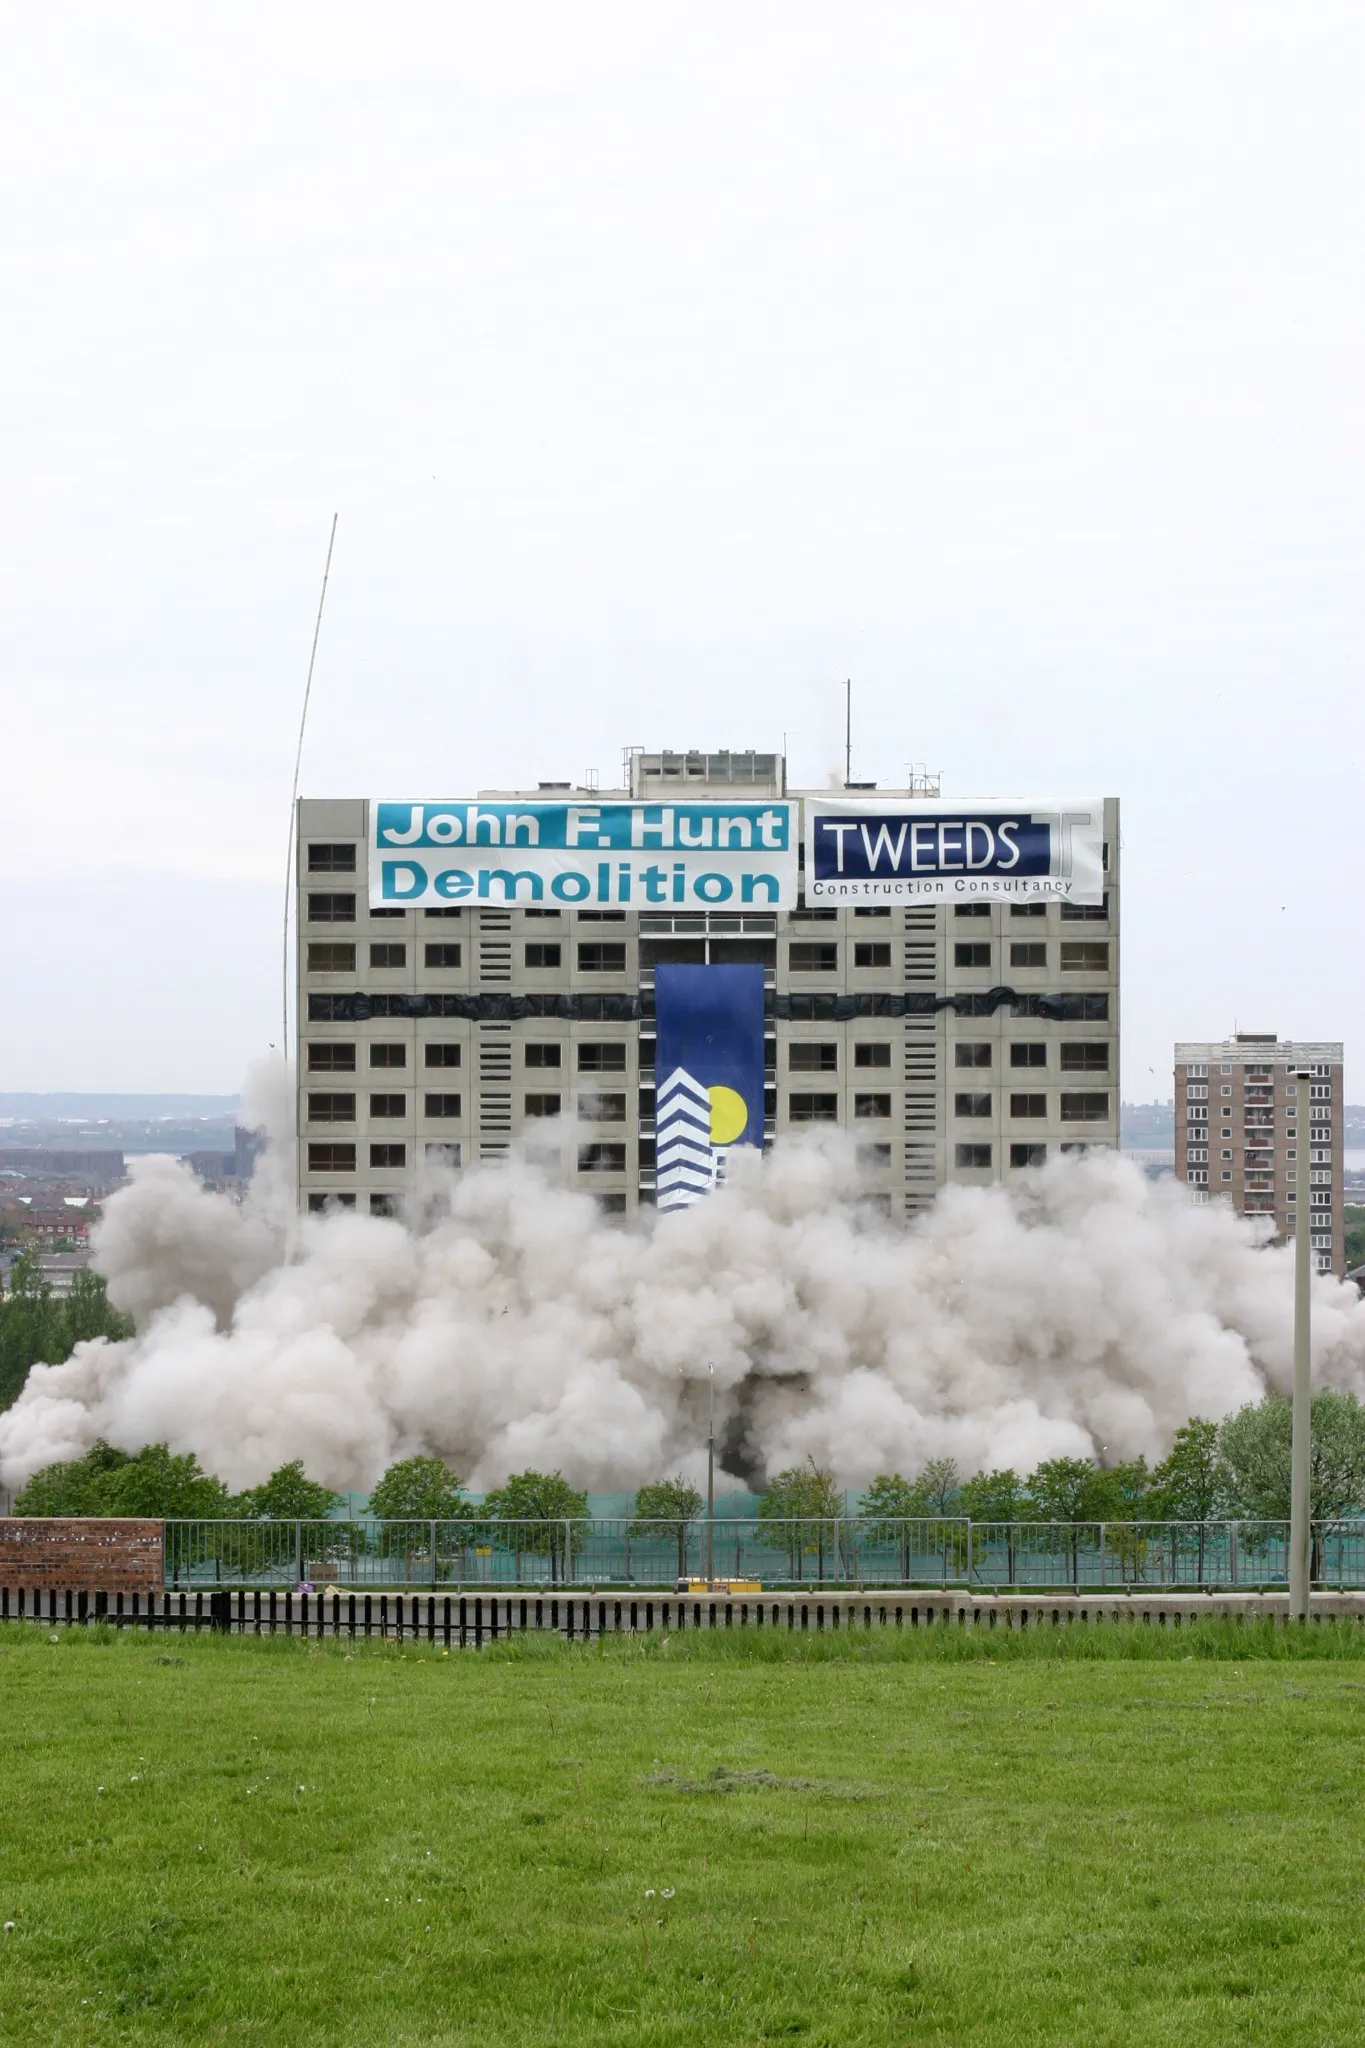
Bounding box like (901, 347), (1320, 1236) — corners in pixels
(12, 1391), (1365, 1530)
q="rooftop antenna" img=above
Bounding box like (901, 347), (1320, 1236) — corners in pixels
(282, 515), (338, 1056)
(844, 678), (852, 786)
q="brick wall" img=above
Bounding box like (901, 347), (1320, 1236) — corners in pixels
(0, 1518), (163, 1590)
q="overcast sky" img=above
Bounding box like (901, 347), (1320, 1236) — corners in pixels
(1, 4), (1360, 1096)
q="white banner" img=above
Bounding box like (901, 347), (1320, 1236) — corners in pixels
(370, 799), (798, 909)
(804, 797), (1106, 904)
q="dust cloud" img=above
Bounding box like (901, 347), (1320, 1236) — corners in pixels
(2, 1072), (1362, 1493)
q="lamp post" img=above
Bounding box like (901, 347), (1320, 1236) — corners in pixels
(706, 1363), (715, 1590)
(1289, 1068), (1313, 1621)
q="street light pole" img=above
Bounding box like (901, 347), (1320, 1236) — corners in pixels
(706, 1363), (715, 1590)
(1289, 1068), (1313, 1621)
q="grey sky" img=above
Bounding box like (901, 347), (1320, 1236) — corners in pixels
(2, 4), (1360, 1094)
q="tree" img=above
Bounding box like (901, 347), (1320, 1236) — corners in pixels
(0, 1256), (132, 1415)
(14, 1441), (229, 1518)
(958, 1468), (1025, 1523)
(858, 1474), (931, 1579)
(482, 1469), (589, 1582)
(14, 1440), (131, 1515)
(1149, 1419), (1226, 1521)
(1219, 1391), (1365, 1521)
(234, 1461), (343, 1521)
(758, 1461), (842, 1578)
(1025, 1457), (1097, 1523)
(630, 1477), (704, 1581)
(368, 1456), (470, 1521)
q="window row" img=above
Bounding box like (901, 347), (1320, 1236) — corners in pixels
(307, 1141), (631, 1174)
(952, 1041), (1109, 1071)
(954, 1143), (1095, 1169)
(306, 1040), (628, 1071)
(305, 941), (637, 973)
(954, 1091), (1111, 1121)
(308, 1093), (463, 1120)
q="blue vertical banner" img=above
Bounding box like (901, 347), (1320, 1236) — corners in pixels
(654, 964), (766, 1213)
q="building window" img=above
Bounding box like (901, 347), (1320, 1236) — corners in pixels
(579, 1093), (626, 1122)
(577, 911), (627, 922)
(307, 1143), (356, 1172)
(1010, 1093), (1047, 1119)
(854, 1093), (892, 1119)
(853, 942), (892, 968)
(578, 944), (627, 971)
(1010, 903), (1047, 919)
(369, 943), (407, 969)
(371, 908), (405, 921)
(789, 943), (838, 972)
(792, 905), (838, 921)
(308, 1191), (356, 1211)
(370, 1094), (406, 1117)
(369, 1194), (400, 1218)
(1187, 1148), (1209, 1164)
(854, 907), (891, 918)
(955, 1143), (992, 1168)
(954, 1043), (991, 1069)
(1010, 1143), (1047, 1167)
(307, 943), (356, 973)
(525, 1044), (562, 1068)
(523, 909), (562, 919)
(1060, 1092), (1110, 1122)
(1186, 1084), (1208, 1099)
(1188, 1168), (1208, 1186)
(789, 1094), (839, 1122)
(791, 1043), (838, 1071)
(425, 1142), (462, 1167)
(424, 944), (463, 968)
(308, 1043), (356, 1071)
(308, 892), (355, 922)
(954, 943), (991, 968)
(1060, 897), (1109, 920)
(424, 1093), (461, 1117)
(955, 904), (991, 919)
(1009, 942), (1047, 969)
(525, 943), (562, 968)
(424, 907), (463, 919)
(1186, 1064), (1207, 1078)
(954, 1092), (992, 1118)
(857, 1143), (892, 1167)
(1060, 1043), (1110, 1072)
(578, 1042), (627, 1072)
(578, 1143), (627, 1173)
(370, 1044), (407, 1068)
(308, 843), (356, 873)
(854, 1043), (892, 1068)
(1060, 942), (1109, 971)
(307, 1093), (355, 1123)
(425, 1044), (461, 1068)
(596, 1192), (628, 1214)
(370, 1143), (407, 1169)
(524, 1094), (563, 1117)
(1010, 1043), (1046, 1069)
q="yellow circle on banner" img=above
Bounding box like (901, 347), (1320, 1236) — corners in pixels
(709, 1086), (749, 1144)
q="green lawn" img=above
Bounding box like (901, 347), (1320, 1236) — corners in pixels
(3, 1623), (1365, 2046)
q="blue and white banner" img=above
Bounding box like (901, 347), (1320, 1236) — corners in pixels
(370, 800), (797, 909)
(654, 964), (765, 1213)
(804, 797), (1105, 904)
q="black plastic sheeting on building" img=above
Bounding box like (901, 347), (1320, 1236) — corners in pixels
(308, 992), (643, 1023)
(308, 987), (1108, 1026)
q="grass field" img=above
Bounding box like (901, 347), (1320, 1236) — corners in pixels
(3, 1623), (1365, 2046)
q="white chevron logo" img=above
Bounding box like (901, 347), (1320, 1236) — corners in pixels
(656, 1066), (721, 1212)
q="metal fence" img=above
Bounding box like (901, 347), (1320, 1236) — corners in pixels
(160, 1517), (1365, 1591)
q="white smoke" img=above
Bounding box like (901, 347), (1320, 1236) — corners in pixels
(2, 1107), (1363, 1495)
